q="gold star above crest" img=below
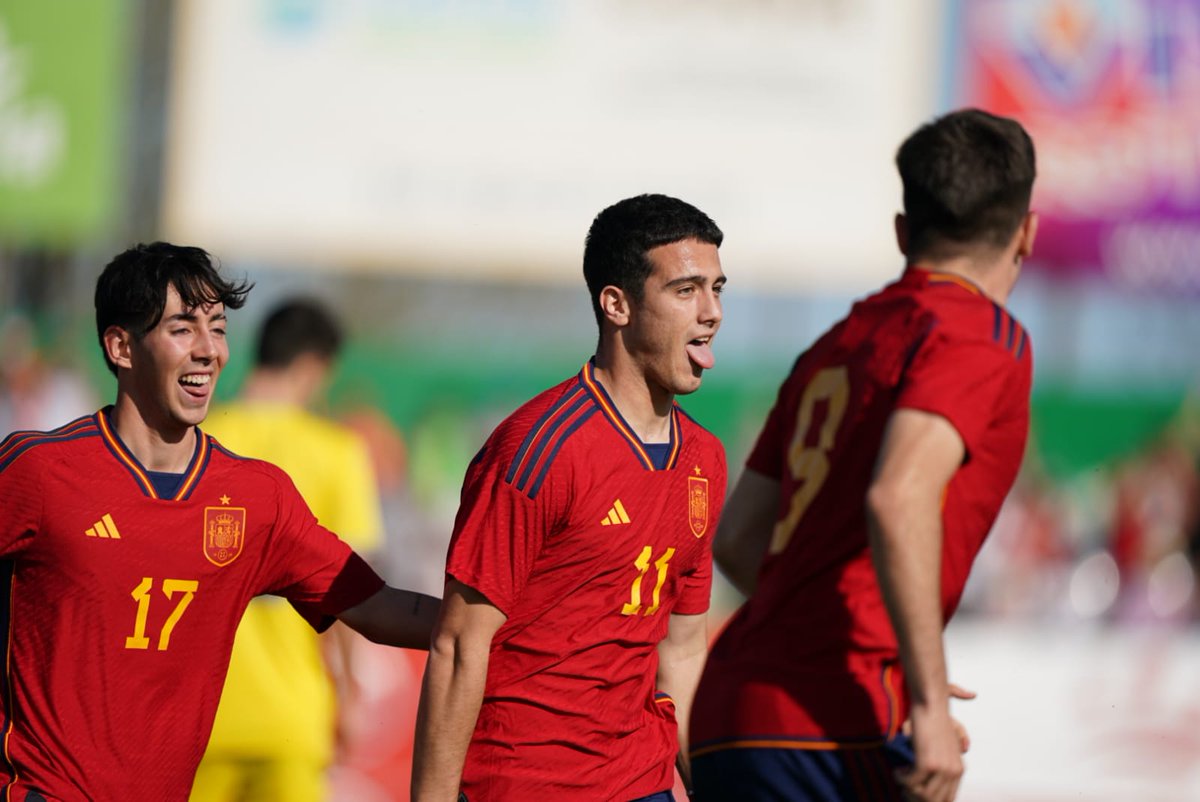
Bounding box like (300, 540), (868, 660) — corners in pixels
(693, 465), (702, 476)
(219, 494), (231, 505)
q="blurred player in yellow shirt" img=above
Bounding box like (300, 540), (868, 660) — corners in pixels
(191, 299), (384, 802)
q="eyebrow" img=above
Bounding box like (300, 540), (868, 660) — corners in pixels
(665, 274), (727, 288)
(165, 310), (227, 323)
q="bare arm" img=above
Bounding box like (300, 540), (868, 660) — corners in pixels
(336, 584), (441, 649)
(656, 611), (708, 793)
(411, 580), (507, 802)
(866, 408), (966, 802)
(712, 468), (781, 596)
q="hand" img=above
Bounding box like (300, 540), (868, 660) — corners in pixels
(895, 684), (976, 802)
(902, 683), (974, 754)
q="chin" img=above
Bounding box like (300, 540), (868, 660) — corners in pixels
(672, 375), (704, 397)
(176, 406), (210, 429)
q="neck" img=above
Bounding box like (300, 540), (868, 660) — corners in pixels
(592, 348), (673, 443)
(239, 367), (317, 407)
(109, 394), (195, 473)
(915, 254), (1016, 306)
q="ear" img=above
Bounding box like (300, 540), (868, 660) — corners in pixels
(598, 285), (631, 328)
(103, 325), (134, 373)
(894, 213), (909, 257)
(1016, 210), (1039, 260)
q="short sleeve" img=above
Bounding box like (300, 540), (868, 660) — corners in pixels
(445, 441), (559, 616)
(745, 357), (802, 479)
(673, 438), (726, 616)
(261, 470), (385, 624)
(897, 332), (1021, 456)
(0, 443), (42, 557)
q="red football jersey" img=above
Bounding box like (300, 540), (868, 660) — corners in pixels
(447, 362), (726, 801)
(692, 267), (1031, 752)
(0, 409), (384, 802)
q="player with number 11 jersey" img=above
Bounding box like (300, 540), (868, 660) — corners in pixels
(447, 361), (725, 800)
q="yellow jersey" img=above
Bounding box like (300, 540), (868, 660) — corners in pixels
(199, 402), (383, 761)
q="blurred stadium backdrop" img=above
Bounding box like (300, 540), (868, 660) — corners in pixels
(2, 1), (1200, 799)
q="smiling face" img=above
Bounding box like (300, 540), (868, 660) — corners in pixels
(621, 237), (725, 398)
(109, 284), (229, 437)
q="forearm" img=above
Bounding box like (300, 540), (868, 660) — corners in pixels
(411, 637), (489, 801)
(657, 615), (709, 784)
(866, 489), (949, 713)
(867, 410), (966, 800)
(339, 586), (441, 650)
(712, 469), (781, 597)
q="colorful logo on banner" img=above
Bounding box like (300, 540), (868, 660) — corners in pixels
(953, 0), (1200, 292)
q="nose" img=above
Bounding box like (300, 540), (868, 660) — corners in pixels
(194, 328), (219, 363)
(701, 286), (723, 328)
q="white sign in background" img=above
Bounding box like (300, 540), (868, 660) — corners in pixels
(163, 0), (938, 291)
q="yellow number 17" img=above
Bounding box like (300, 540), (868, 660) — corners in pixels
(125, 577), (199, 651)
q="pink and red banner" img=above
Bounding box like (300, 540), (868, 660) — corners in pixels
(953, 0), (1200, 292)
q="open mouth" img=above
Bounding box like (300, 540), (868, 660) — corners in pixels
(685, 336), (715, 370)
(179, 374), (212, 395)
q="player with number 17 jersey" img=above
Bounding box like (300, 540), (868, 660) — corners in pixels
(446, 361), (726, 801)
(0, 408), (383, 802)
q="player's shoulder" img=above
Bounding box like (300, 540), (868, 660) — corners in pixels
(206, 433), (296, 488)
(865, 268), (1030, 364)
(921, 282), (1030, 363)
(674, 404), (725, 456)
(490, 371), (596, 445)
(473, 368), (604, 498)
(0, 412), (101, 473)
(285, 408), (365, 455)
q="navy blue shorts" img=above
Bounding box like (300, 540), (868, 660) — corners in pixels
(691, 736), (915, 802)
(631, 792), (675, 802)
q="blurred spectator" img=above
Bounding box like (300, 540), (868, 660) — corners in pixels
(191, 300), (384, 802)
(0, 313), (97, 435)
(329, 405), (439, 801)
(1109, 441), (1198, 625)
(341, 405), (445, 598)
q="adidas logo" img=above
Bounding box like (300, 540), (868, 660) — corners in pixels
(600, 499), (631, 526)
(85, 513), (122, 539)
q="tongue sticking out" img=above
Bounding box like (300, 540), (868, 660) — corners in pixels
(686, 341), (715, 370)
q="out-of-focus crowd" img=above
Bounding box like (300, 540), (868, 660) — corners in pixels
(963, 410), (1200, 626)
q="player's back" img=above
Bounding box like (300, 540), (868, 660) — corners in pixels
(736, 268), (1026, 654)
(695, 268), (1030, 743)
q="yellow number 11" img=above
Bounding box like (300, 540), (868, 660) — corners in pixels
(622, 546), (675, 616)
(125, 577), (199, 651)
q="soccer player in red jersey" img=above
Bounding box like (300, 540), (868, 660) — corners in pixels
(689, 109), (1039, 802)
(0, 243), (439, 802)
(412, 194), (728, 802)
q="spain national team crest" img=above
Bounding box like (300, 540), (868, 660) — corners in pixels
(204, 506), (246, 567)
(688, 474), (709, 538)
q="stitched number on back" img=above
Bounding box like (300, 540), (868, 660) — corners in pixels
(770, 366), (850, 554)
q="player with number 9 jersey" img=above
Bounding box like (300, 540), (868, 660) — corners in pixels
(691, 266), (1031, 757)
(446, 361), (725, 800)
